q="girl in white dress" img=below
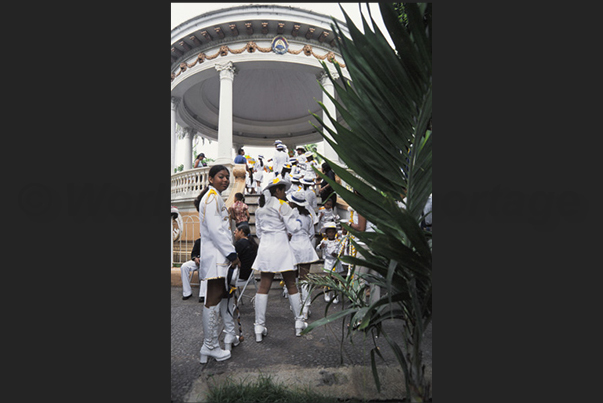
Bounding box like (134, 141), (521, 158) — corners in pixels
(193, 165), (242, 363)
(251, 177), (307, 340)
(286, 190), (319, 319)
(316, 222), (344, 303)
(253, 156), (265, 193)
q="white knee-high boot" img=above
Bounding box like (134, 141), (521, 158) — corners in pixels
(200, 305), (231, 363)
(220, 297), (240, 351)
(288, 292), (307, 336)
(300, 284), (311, 320)
(254, 293), (269, 342)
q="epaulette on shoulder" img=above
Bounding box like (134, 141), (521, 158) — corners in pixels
(205, 189), (218, 204)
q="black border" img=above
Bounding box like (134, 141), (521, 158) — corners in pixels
(6, 2), (601, 402)
(8, 2), (169, 401)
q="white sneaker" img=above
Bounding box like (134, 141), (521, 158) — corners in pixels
(332, 295), (339, 304)
(324, 291), (331, 302)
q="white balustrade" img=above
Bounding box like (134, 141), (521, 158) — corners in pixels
(171, 163), (236, 204)
(171, 167), (210, 199)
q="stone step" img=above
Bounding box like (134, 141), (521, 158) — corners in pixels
(243, 194), (260, 204)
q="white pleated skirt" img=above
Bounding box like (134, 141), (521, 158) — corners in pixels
(199, 260), (230, 281)
(252, 231), (297, 272)
(289, 234), (319, 265)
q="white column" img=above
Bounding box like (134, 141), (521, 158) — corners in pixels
(320, 71), (340, 164)
(171, 97), (180, 173)
(215, 62), (237, 165)
(182, 127), (195, 171)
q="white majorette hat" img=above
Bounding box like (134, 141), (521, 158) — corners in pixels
(300, 177), (314, 186)
(320, 221), (338, 232)
(274, 139), (283, 145)
(288, 190), (318, 224)
(286, 190), (308, 206)
(276, 143), (286, 150)
(263, 176), (292, 192)
(290, 173), (302, 182)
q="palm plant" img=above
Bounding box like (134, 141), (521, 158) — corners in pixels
(302, 3), (432, 402)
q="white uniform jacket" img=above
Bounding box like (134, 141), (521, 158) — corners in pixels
(316, 237), (344, 273)
(288, 213), (320, 265)
(271, 150), (289, 179)
(252, 193), (300, 272)
(198, 185), (237, 280)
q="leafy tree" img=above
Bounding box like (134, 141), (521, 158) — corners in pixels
(303, 3), (432, 402)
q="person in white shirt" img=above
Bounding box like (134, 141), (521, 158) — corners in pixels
(316, 222), (344, 303)
(295, 146), (307, 164)
(252, 155), (266, 193)
(286, 191), (319, 319)
(251, 177), (307, 340)
(271, 144), (289, 179)
(286, 174), (303, 196)
(300, 177), (318, 214)
(302, 152), (319, 183)
(193, 165), (242, 363)
(316, 197), (340, 235)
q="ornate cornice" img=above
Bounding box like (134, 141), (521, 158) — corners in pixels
(171, 41), (345, 82)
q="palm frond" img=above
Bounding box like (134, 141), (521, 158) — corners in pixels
(304, 3), (432, 401)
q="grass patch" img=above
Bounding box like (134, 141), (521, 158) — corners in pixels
(206, 373), (339, 403)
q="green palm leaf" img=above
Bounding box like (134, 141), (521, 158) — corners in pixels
(304, 4), (432, 401)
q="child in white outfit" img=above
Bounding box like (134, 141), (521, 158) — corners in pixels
(316, 222), (344, 303)
(316, 198), (340, 236)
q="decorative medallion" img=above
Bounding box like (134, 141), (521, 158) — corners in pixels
(271, 35), (289, 55)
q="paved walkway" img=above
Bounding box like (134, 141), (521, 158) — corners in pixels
(171, 282), (432, 402)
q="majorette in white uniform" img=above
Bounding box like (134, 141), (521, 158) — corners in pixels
(286, 190), (319, 319)
(316, 222), (344, 274)
(198, 185), (237, 281)
(286, 191), (319, 265)
(253, 156), (265, 192)
(301, 151), (319, 181)
(251, 177), (308, 340)
(197, 181), (239, 365)
(271, 144), (289, 179)
(251, 184), (299, 273)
